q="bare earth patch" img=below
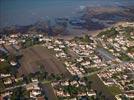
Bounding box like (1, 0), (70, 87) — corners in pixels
(18, 45), (70, 77)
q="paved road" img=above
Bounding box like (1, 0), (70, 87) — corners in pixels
(1, 84), (26, 93)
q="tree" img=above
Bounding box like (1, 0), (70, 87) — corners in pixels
(10, 87), (28, 100)
(39, 65), (44, 73)
(0, 80), (5, 92)
(50, 73), (55, 79)
(84, 35), (90, 43)
(44, 71), (48, 79)
(67, 85), (78, 96)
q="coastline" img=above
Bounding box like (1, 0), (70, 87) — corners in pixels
(0, 4), (134, 39)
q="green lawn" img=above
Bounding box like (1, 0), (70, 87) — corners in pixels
(107, 85), (122, 95)
(118, 53), (133, 61)
(86, 67), (101, 73)
(42, 80), (52, 84)
(97, 27), (119, 38)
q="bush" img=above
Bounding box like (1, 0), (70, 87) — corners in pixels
(0, 61), (11, 73)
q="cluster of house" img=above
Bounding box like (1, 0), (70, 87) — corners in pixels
(100, 22), (134, 60)
(96, 22), (134, 99)
(26, 79), (45, 100)
(0, 77), (46, 100)
(0, 73), (24, 88)
(42, 36), (110, 78)
(105, 35), (133, 59)
(98, 62), (134, 99)
(0, 73), (24, 99)
(0, 34), (19, 45)
(0, 22), (133, 100)
(42, 38), (67, 59)
(0, 33), (44, 49)
(115, 23), (134, 58)
(51, 79), (96, 99)
(65, 44), (103, 77)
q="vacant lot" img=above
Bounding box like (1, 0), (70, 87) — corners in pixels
(40, 83), (58, 100)
(18, 45), (70, 77)
(88, 75), (118, 100)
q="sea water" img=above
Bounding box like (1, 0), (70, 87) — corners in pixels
(0, 0), (134, 28)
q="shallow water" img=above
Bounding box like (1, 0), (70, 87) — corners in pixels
(0, 0), (134, 28)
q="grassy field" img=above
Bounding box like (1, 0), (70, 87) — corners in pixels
(107, 85), (122, 96)
(87, 74), (122, 100)
(18, 45), (70, 77)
